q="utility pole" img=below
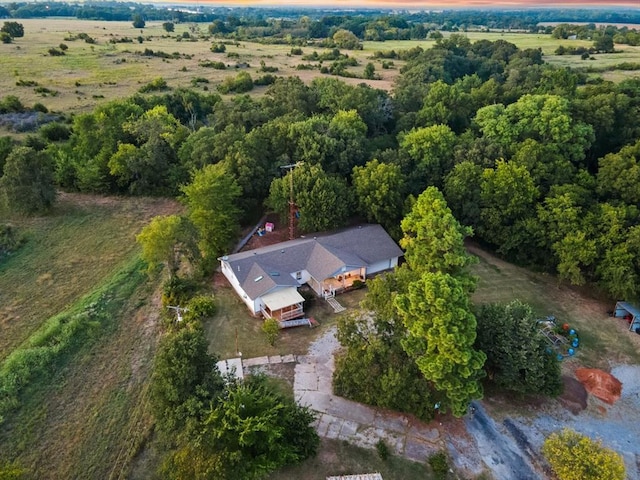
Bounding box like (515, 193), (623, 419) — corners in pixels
(279, 162), (303, 240)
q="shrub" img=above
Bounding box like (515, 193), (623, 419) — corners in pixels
(161, 276), (200, 308)
(259, 60), (278, 72)
(190, 77), (210, 86)
(0, 224), (25, 260)
(16, 79), (38, 87)
(32, 102), (48, 113)
(0, 32), (11, 44)
(139, 77), (169, 93)
(183, 295), (217, 323)
(542, 429), (625, 480)
(291, 47), (303, 55)
(199, 60), (226, 69)
(428, 452), (449, 480)
(48, 47), (65, 56)
(262, 318), (280, 346)
(375, 439), (390, 460)
(254, 74), (277, 86)
(39, 122), (71, 142)
(210, 43), (226, 53)
(217, 71), (253, 94)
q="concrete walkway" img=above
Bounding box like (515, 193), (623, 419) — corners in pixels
(293, 352), (443, 462)
(239, 329), (444, 463)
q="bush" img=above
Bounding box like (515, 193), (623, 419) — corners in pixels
(542, 429), (625, 480)
(161, 276), (200, 308)
(48, 47), (65, 56)
(183, 295), (217, 323)
(210, 43), (226, 53)
(262, 318), (280, 346)
(217, 71), (253, 94)
(199, 60), (226, 69)
(375, 439), (390, 460)
(254, 74), (277, 86)
(39, 122), (71, 142)
(0, 96), (25, 114)
(291, 47), (303, 55)
(428, 452), (449, 480)
(16, 79), (38, 87)
(0, 32), (11, 44)
(0, 224), (25, 260)
(139, 77), (169, 93)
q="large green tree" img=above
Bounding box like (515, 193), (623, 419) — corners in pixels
(182, 163), (242, 267)
(164, 375), (318, 480)
(596, 140), (640, 205)
(352, 159), (405, 235)
(399, 124), (457, 192)
(0, 146), (55, 215)
(475, 300), (562, 396)
(474, 94), (594, 166)
(479, 160), (539, 255)
(149, 325), (225, 435)
(396, 271), (486, 417)
(266, 163), (350, 233)
(136, 215), (199, 277)
(333, 271), (436, 421)
(400, 186), (475, 284)
(108, 105), (189, 195)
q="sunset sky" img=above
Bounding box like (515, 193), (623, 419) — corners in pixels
(173, 0), (640, 7)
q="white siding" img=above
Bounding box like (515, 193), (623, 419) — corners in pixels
(366, 257), (398, 276)
(221, 260), (259, 314)
(291, 269), (311, 285)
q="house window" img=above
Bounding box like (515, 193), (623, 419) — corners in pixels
(295, 271), (302, 280)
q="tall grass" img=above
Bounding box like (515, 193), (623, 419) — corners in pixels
(0, 257), (146, 424)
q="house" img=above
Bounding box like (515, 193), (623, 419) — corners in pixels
(219, 224), (403, 321)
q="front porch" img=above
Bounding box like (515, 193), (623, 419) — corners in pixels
(321, 268), (365, 298)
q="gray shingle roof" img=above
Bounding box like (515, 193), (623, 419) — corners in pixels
(221, 224), (402, 300)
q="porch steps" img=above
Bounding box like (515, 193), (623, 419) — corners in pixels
(326, 296), (346, 313)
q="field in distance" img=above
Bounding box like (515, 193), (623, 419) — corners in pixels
(1, 18), (639, 121)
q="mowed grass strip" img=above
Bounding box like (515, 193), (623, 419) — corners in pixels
(0, 259), (161, 479)
(0, 192), (180, 360)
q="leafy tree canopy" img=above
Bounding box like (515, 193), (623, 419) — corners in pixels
(542, 429), (625, 480)
(475, 300), (562, 396)
(0, 146), (56, 215)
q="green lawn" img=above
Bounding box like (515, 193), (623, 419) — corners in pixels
(469, 244), (640, 369)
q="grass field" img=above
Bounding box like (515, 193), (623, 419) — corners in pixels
(0, 19), (393, 120)
(2, 19), (638, 130)
(0, 193), (180, 479)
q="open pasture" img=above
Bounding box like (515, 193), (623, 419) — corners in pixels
(0, 19), (393, 117)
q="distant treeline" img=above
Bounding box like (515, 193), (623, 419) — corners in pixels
(0, 3), (639, 38)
